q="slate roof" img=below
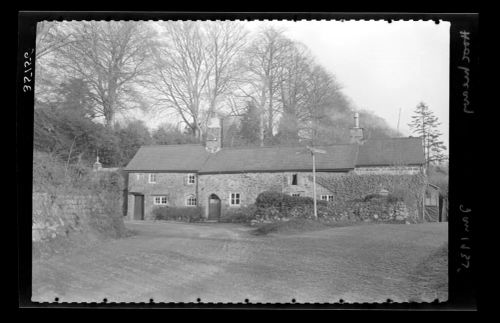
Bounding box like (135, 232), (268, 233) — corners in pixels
(124, 137), (424, 173)
(356, 137), (425, 166)
(199, 145), (358, 173)
(124, 144), (211, 172)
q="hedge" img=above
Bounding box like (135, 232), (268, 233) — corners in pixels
(153, 206), (203, 222)
(255, 191), (327, 210)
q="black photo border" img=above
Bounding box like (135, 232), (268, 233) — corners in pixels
(17, 11), (479, 311)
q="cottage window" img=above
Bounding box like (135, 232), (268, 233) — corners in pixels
(321, 195), (334, 202)
(292, 174), (298, 185)
(149, 174), (157, 183)
(187, 174), (196, 185)
(230, 193), (241, 206)
(153, 196), (168, 205)
(186, 195), (197, 206)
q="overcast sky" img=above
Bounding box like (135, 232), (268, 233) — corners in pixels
(138, 20), (449, 147)
(244, 20), (450, 146)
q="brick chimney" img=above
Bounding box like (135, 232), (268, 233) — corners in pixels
(205, 117), (222, 153)
(349, 112), (364, 144)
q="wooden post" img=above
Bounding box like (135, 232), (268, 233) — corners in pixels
(312, 152), (317, 219)
(305, 146), (325, 220)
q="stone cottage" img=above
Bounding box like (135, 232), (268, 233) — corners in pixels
(124, 113), (426, 220)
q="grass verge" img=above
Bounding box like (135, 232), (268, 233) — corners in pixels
(251, 217), (366, 236)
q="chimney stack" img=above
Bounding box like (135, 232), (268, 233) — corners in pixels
(93, 155), (102, 171)
(349, 112), (364, 144)
(205, 117), (222, 153)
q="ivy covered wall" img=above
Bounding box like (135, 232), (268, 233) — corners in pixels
(314, 173), (427, 222)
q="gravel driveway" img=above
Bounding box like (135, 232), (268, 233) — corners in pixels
(32, 221), (448, 303)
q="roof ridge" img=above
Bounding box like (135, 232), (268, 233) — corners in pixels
(365, 137), (421, 141)
(140, 144), (204, 148)
(218, 143), (357, 151)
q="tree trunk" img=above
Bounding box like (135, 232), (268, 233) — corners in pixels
(104, 106), (115, 128)
(259, 114), (265, 147)
(104, 78), (118, 128)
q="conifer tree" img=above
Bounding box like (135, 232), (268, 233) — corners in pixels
(238, 101), (261, 146)
(408, 102), (447, 169)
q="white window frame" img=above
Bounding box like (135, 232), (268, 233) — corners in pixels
(229, 193), (241, 206)
(321, 195), (334, 202)
(149, 173), (157, 184)
(291, 193), (301, 197)
(186, 195), (197, 206)
(187, 174), (196, 185)
(153, 195), (168, 205)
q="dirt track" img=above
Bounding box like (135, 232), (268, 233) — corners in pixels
(32, 221), (447, 303)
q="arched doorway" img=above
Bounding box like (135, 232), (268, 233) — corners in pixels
(208, 194), (221, 220)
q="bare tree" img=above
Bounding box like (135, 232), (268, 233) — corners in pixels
(150, 21), (208, 139)
(151, 21), (248, 139)
(275, 41), (313, 143)
(301, 64), (343, 144)
(50, 21), (155, 127)
(238, 27), (291, 145)
(204, 21), (248, 118)
(36, 21), (76, 60)
(35, 22), (76, 105)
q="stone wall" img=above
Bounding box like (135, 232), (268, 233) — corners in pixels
(320, 198), (414, 223)
(127, 172), (198, 220)
(250, 198), (413, 224)
(32, 192), (126, 252)
(197, 171), (344, 218)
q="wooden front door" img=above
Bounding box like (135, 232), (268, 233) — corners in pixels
(134, 195), (144, 220)
(208, 194), (221, 220)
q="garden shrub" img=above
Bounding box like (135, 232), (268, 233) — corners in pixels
(255, 191), (327, 211)
(362, 193), (382, 202)
(33, 151), (71, 194)
(386, 193), (404, 204)
(255, 191), (284, 208)
(361, 192), (402, 204)
(153, 206), (203, 222)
